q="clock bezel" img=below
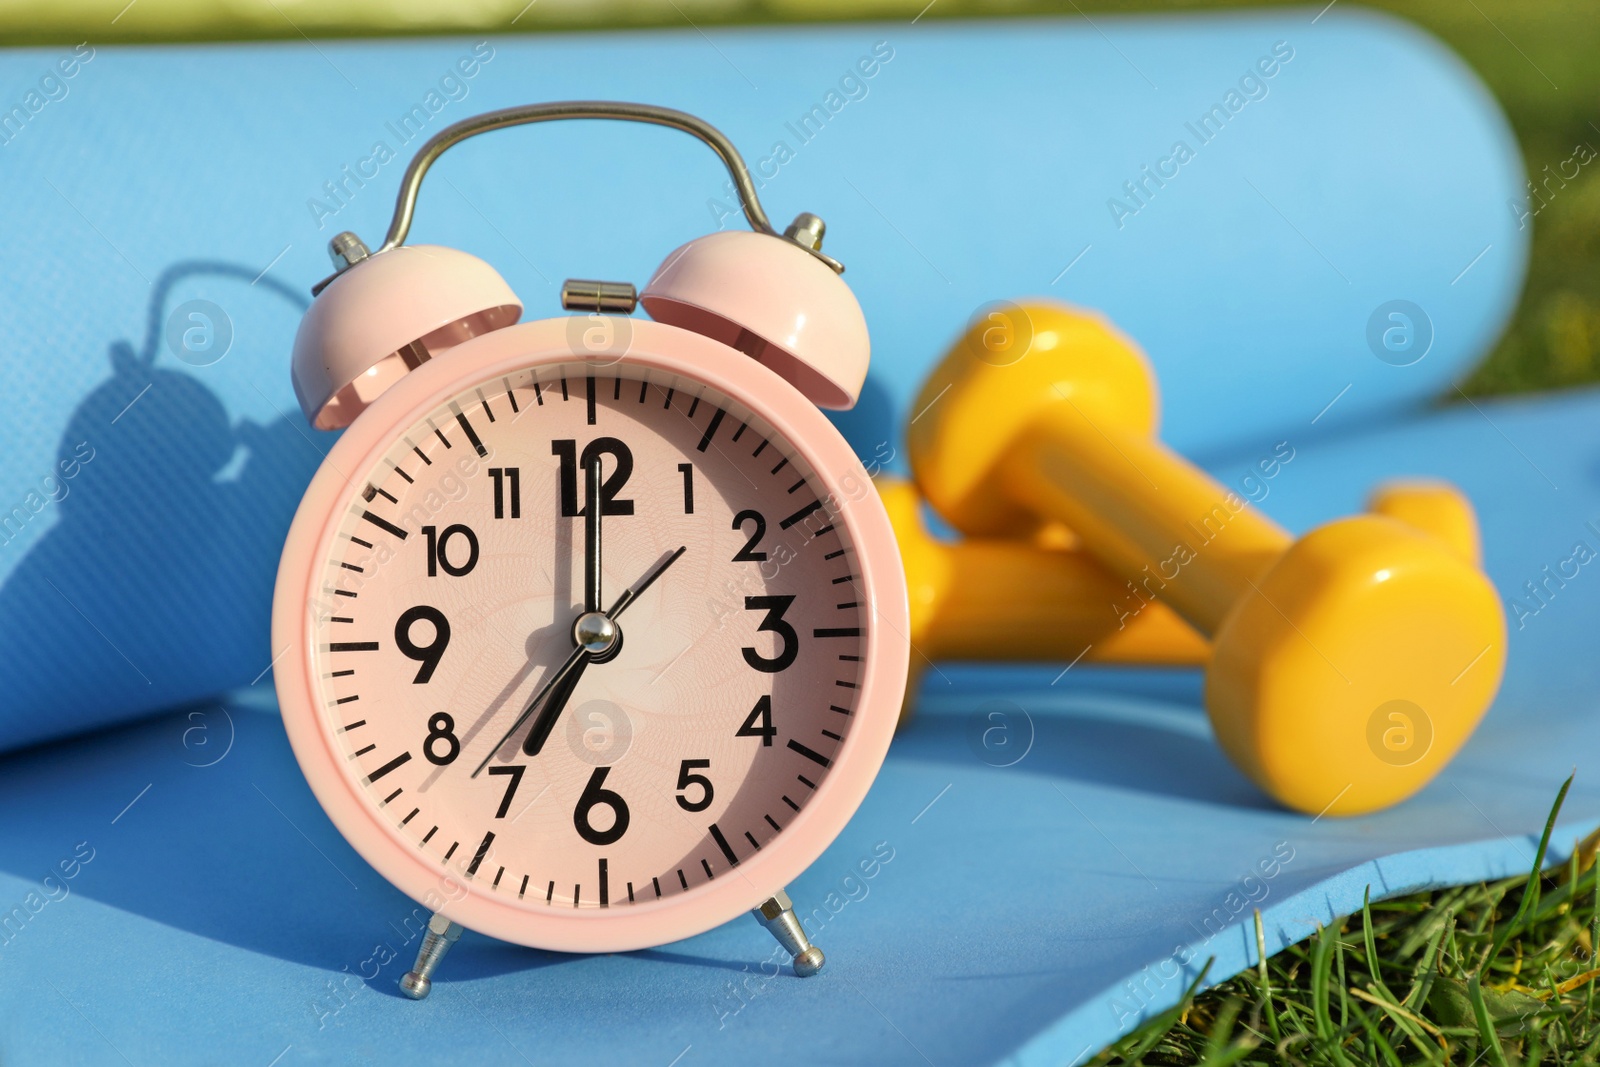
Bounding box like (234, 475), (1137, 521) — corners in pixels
(272, 316), (909, 952)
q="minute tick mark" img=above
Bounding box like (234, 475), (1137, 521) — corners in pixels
(780, 500), (823, 530)
(455, 412), (488, 457)
(696, 407), (726, 452)
(788, 738), (832, 767)
(360, 510), (408, 540)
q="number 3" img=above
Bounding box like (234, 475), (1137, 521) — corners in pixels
(742, 595), (798, 673)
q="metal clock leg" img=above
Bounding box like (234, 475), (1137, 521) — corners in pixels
(753, 890), (825, 977)
(399, 912), (464, 999)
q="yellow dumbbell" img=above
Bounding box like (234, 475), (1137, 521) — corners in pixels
(907, 301), (1506, 816)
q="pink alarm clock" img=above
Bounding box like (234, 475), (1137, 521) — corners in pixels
(271, 102), (909, 998)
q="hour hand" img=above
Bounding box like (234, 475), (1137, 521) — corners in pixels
(520, 605), (623, 755)
(522, 654), (587, 755)
(471, 642), (588, 778)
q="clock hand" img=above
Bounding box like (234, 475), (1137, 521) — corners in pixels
(471, 546), (689, 774)
(583, 451), (603, 615)
(606, 544), (687, 617)
(521, 649), (589, 756)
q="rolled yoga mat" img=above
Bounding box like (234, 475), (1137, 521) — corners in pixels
(0, 9), (1526, 751)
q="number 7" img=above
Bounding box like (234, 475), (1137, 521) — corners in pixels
(487, 764), (527, 818)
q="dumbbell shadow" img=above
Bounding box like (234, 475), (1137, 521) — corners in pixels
(894, 688), (1278, 811)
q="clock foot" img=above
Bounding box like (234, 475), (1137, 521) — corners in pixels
(752, 889), (825, 977)
(399, 912), (464, 1000)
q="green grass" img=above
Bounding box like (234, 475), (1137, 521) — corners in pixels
(1090, 777), (1600, 1065)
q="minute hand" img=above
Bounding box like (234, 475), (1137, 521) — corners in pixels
(603, 544), (686, 619)
(471, 546), (688, 776)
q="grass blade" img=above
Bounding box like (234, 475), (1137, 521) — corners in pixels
(1489, 772), (1573, 960)
(1467, 972), (1510, 1067)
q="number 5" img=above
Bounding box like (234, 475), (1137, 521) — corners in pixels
(675, 758), (714, 812)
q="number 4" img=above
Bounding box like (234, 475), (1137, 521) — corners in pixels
(737, 695), (776, 746)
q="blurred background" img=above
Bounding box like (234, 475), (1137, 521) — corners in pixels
(4, 0), (1595, 399)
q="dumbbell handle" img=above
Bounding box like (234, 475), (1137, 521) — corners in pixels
(912, 535), (1207, 664)
(1011, 417), (1292, 635)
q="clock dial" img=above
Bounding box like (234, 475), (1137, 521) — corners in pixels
(304, 362), (867, 911)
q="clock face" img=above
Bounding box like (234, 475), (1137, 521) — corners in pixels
(296, 353), (875, 930)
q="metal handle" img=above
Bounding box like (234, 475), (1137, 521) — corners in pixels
(372, 100), (838, 270)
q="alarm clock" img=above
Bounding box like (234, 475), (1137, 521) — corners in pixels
(271, 102), (909, 998)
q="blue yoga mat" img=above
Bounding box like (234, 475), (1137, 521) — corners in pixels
(0, 10), (1525, 753)
(0, 385), (1593, 1065)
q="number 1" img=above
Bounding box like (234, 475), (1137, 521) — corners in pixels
(678, 463), (694, 514)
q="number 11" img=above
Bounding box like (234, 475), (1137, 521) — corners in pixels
(489, 467), (520, 519)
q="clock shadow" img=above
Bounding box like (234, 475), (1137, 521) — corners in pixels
(0, 258), (535, 980)
(0, 260), (324, 756)
(0, 258), (1274, 993)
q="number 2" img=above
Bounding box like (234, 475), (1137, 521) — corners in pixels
(732, 509), (767, 561)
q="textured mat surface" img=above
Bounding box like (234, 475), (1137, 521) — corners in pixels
(0, 11), (1526, 751)
(2, 388), (1593, 1066)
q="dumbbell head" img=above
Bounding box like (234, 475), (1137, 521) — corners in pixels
(1368, 479), (1480, 565)
(1209, 513), (1505, 815)
(907, 301), (1157, 537)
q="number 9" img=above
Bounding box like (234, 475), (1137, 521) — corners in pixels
(396, 605), (451, 683)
